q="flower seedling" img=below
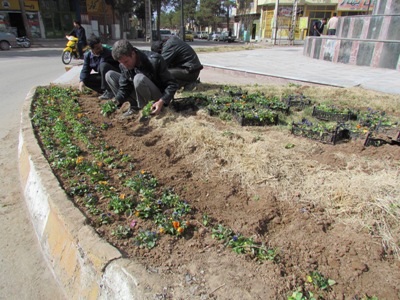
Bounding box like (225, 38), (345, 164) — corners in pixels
(134, 230), (159, 249)
(307, 271), (336, 291)
(111, 225), (132, 239)
(141, 101), (154, 118)
(100, 101), (117, 116)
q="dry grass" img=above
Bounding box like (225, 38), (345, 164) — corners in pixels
(157, 83), (400, 258)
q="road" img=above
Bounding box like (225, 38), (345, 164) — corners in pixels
(0, 47), (66, 299)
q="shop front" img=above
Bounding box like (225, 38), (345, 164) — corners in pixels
(0, 0), (41, 37)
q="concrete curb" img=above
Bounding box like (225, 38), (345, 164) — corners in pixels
(18, 86), (174, 299)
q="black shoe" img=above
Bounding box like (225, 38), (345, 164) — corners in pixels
(98, 90), (114, 100)
(113, 99), (123, 109)
(121, 106), (139, 118)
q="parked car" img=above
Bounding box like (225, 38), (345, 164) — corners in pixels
(0, 31), (17, 50)
(184, 30), (194, 42)
(160, 29), (173, 40)
(195, 32), (201, 39)
(199, 31), (209, 39)
(220, 31), (235, 43)
(210, 32), (222, 41)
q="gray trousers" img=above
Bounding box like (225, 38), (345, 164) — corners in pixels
(105, 71), (162, 108)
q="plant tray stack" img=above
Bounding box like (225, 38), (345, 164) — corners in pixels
(312, 106), (358, 122)
(235, 110), (278, 127)
(364, 128), (400, 147)
(283, 94), (312, 111)
(171, 96), (208, 112)
(291, 122), (351, 145)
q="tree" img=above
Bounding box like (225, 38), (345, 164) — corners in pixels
(195, 0), (225, 31)
(18, 0), (32, 40)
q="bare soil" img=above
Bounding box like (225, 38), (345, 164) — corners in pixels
(47, 82), (400, 300)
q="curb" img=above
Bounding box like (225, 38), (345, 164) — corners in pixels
(18, 87), (175, 299)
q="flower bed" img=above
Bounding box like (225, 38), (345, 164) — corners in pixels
(291, 119), (351, 145)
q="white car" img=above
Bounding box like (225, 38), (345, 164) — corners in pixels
(160, 29), (173, 40)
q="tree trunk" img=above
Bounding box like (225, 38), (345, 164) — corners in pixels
(18, 0), (32, 40)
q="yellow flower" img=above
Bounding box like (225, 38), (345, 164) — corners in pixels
(77, 113), (84, 119)
(177, 227), (184, 234)
(76, 156), (84, 164)
(99, 181), (108, 185)
(140, 169), (145, 174)
(159, 227), (165, 234)
(135, 211), (140, 217)
(96, 161), (103, 167)
(119, 149), (124, 155)
(119, 194), (125, 199)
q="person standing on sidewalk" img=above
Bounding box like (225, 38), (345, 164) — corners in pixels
(151, 35), (203, 91)
(106, 39), (178, 118)
(69, 20), (87, 58)
(79, 36), (120, 100)
(327, 13), (339, 36)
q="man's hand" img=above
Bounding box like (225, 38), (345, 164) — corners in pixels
(151, 99), (164, 115)
(78, 81), (85, 92)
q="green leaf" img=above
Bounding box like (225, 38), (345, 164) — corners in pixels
(285, 143), (295, 149)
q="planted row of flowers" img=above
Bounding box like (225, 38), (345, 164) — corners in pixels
(31, 86), (280, 257)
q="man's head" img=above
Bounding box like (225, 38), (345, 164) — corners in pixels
(88, 36), (102, 56)
(112, 39), (137, 69)
(151, 40), (163, 54)
(322, 18), (327, 23)
(73, 20), (81, 28)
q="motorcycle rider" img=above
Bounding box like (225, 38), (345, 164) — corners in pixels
(79, 36), (120, 100)
(69, 20), (87, 58)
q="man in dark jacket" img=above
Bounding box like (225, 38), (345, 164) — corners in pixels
(313, 18), (327, 36)
(69, 20), (87, 58)
(79, 36), (120, 100)
(151, 35), (203, 91)
(105, 39), (179, 118)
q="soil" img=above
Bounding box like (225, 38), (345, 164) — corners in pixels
(40, 83), (400, 300)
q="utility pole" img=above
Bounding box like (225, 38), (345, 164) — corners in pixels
(180, 0), (185, 41)
(18, 0), (32, 40)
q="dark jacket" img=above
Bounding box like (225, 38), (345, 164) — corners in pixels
(70, 26), (87, 44)
(80, 46), (118, 82)
(161, 36), (203, 73)
(115, 49), (178, 105)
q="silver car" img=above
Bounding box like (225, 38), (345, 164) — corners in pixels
(0, 32), (17, 50)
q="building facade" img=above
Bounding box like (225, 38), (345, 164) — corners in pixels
(0, 0), (41, 37)
(233, 0), (375, 42)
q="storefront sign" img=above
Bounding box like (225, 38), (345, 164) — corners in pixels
(338, 0), (375, 10)
(0, 0), (39, 11)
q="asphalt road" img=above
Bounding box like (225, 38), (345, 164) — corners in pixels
(0, 48), (66, 299)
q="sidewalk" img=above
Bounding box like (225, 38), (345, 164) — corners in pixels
(197, 46), (400, 95)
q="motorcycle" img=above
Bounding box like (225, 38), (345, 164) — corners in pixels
(61, 35), (90, 65)
(16, 36), (31, 48)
